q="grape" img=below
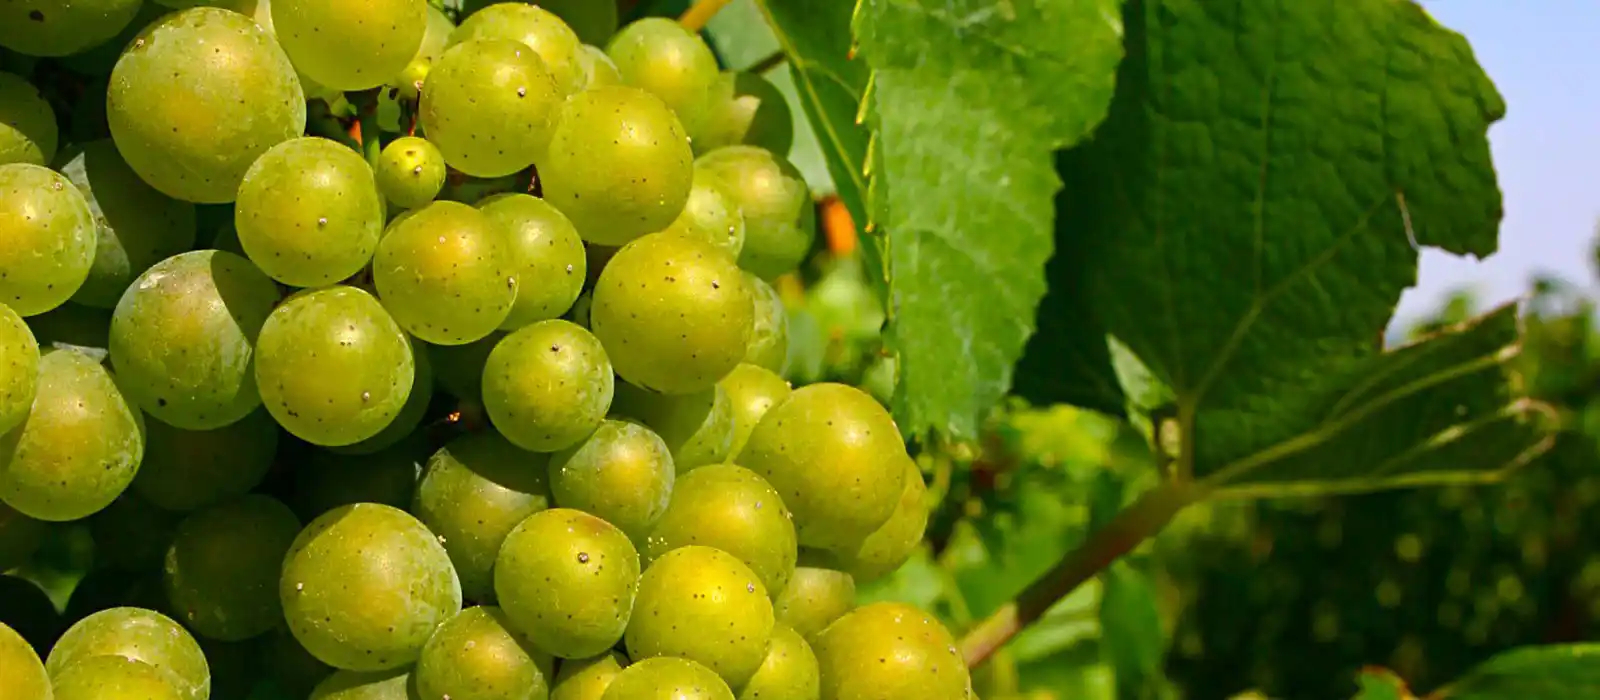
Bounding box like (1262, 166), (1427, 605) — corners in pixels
(388, 4), (455, 102)
(310, 667), (416, 700)
(419, 39), (562, 178)
(719, 364), (791, 459)
(626, 545), (774, 690)
(88, 493), (180, 572)
(0, 0), (142, 57)
(579, 45), (623, 89)
(697, 147), (816, 280)
(107, 8), (306, 203)
(52, 655), (185, 700)
(548, 420), (674, 540)
(271, 0), (426, 91)
(451, 3), (585, 96)
(0, 621), (50, 700)
(330, 336), (433, 456)
(643, 464), (797, 597)
(494, 508), (639, 659)
(738, 624), (819, 700)
(373, 201), (517, 345)
(256, 285), (416, 446)
(483, 320), (614, 452)
(0, 501), (46, 572)
(540, 86), (694, 245)
(431, 332), (504, 401)
(0, 73), (57, 166)
(813, 602), (969, 700)
(0, 303), (38, 435)
(590, 232), (753, 394)
(58, 141), (199, 309)
(479, 194), (587, 328)
(463, 0), (616, 47)
(601, 657), (733, 700)
(743, 273), (789, 373)
(693, 72), (796, 156)
(235, 137), (385, 287)
(416, 606), (554, 700)
(109, 250), (280, 429)
(662, 165), (747, 259)
(605, 18), (720, 134)
(130, 409), (276, 511)
(376, 137), (447, 210)
(826, 456), (928, 583)
(0, 163), (97, 316)
(611, 381), (734, 471)
(551, 652), (627, 700)
(740, 383), (907, 551)
(47, 606), (211, 700)
(0, 349), (144, 522)
(162, 495), (299, 641)
(414, 431), (553, 602)
(280, 503), (462, 671)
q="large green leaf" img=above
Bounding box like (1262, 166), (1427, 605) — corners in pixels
(1431, 645), (1600, 699)
(1099, 563), (1167, 699)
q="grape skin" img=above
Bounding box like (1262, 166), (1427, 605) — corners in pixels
(696, 146), (816, 280)
(373, 200), (517, 345)
(483, 319), (615, 452)
(59, 140), (198, 309)
(0, 163), (97, 316)
(47, 606), (211, 700)
(548, 419), (675, 540)
(601, 657), (733, 700)
(0, 302), (39, 435)
(50, 655), (185, 700)
(309, 667), (416, 700)
(479, 194), (588, 329)
(579, 45), (623, 89)
(643, 464), (798, 597)
(0, 621), (49, 700)
(235, 137), (385, 287)
(375, 137), (447, 210)
(605, 18), (721, 135)
(0, 72), (58, 166)
(495, 508), (640, 659)
(451, 3), (585, 96)
(611, 381), (735, 471)
(271, 0), (427, 91)
(330, 336), (433, 456)
(825, 455), (930, 583)
(551, 651), (627, 700)
(464, 0), (617, 47)
(0, 0), (143, 58)
(743, 272), (790, 373)
(625, 545), (774, 690)
(415, 606), (553, 700)
(693, 71), (796, 156)
(162, 495), (301, 641)
(774, 567), (856, 645)
(420, 38), (562, 178)
(814, 602), (970, 700)
(719, 364), (791, 459)
(737, 624), (820, 700)
(661, 165), (747, 259)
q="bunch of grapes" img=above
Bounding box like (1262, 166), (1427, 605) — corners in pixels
(0, 2), (968, 699)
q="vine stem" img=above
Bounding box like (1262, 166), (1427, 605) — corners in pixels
(679, 0), (733, 32)
(958, 480), (1201, 668)
(350, 88), (384, 169)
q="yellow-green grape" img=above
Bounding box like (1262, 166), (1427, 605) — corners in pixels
(495, 509), (640, 659)
(0, 303), (38, 435)
(0, 349), (144, 522)
(52, 655), (184, 700)
(662, 165), (746, 259)
(479, 194), (587, 328)
(0, 501), (47, 572)
(47, 607), (211, 700)
(611, 381), (733, 471)
(697, 147), (815, 280)
(110, 250), (281, 429)
(0, 0), (142, 57)
(59, 141), (198, 309)
(376, 137), (447, 210)
(0, 621), (49, 700)
(626, 545), (774, 689)
(243, 0), (340, 102)
(694, 72), (795, 156)
(540, 86), (693, 245)
(310, 668), (415, 700)
(814, 603), (969, 700)
(132, 409), (278, 512)
(484, 320), (614, 452)
(430, 331), (503, 401)
(373, 200), (517, 345)
(551, 652), (627, 700)
(643, 464), (796, 596)
(163, 495), (301, 641)
(56, 2), (167, 76)
(107, 8), (306, 203)
(451, 3), (584, 96)
(590, 233), (752, 394)
(719, 364), (790, 459)
(741, 383), (907, 552)
(548, 420), (674, 540)
(255, 286), (416, 447)
(271, 0), (426, 90)
(743, 273), (789, 373)
(389, 4), (454, 102)
(601, 657), (732, 700)
(0, 73), (57, 166)
(416, 606), (553, 700)
(738, 625), (818, 700)
(827, 456), (928, 583)
(291, 439), (424, 521)
(605, 18), (719, 134)
(420, 38), (562, 178)
(280, 503), (463, 671)
(463, 0), (616, 47)
(0, 163), (96, 316)
(89, 492), (180, 572)
(579, 45), (622, 89)
(330, 336), (432, 456)
(773, 567), (854, 645)
(235, 137), (385, 287)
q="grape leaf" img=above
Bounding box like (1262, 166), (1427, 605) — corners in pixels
(1098, 563), (1166, 698)
(1431, 645), (1600, 699)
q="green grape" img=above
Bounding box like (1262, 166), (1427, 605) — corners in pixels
(0, 349), (144, 522)
(236, 137), (385, 287)
(163, 496), (299, 641)
(551, 652), (627, 700)
(88, 493), (180, 572)
(107, 8), (306, 203)
(738, 625), (818, 700)
(420, 38), (562, 178)
(416, 606), (554, 700)
(643, 464), (796, 597)
(132, 409), (277, 511)
(430, 332), (504, 401)
(0, 73), (57, 166)
(743, 273), (789, 373)
(0, 0), (141, 57)
(271, 0), (426, 91)
(376, 137), (448, 210)
(719, 364), (790, 459)
(741, 383), (907, 552)
(605, 18), (719, 134)
(47, 606), (211, 700)
(310, 668), (415, 700)
(494, 508), (639, 659)
(567, 290), (594, 330)
(330, 337), (433, 456)
(0, 501), (46, 572)
(56, 2), (167, 76)
(463, 0), (616, 47)
(256, 285), (416, 447)
(59, 141), (198, 309)
(601, 657), (732, 700)
(0, 303), (38, 435)
(52, 655), (184, 700)
(579, 45), (622, 89)
(263, 624), (336, 698)
(776, 565), (856, 644)
(479, 194), (587, 328)
(548, 420), (674, 540)
(0, 621), (50, 700)
(827, 456), (927, 583)
(813, 603), (969, 700)
(280, 503), (462, 671)
(451, 3), (584, 96)
(0, 163), (96, 316)
(611, 382), (733, 471)
(110, 250), (280, 429)
(626, 545), (774, 690)
(697, 147), (815, 280)
(590, 232), (752, 394)
(693, 72), (795, 156)
(484, 320), (614, 452)
(388, 4), (455, 102)
(414, 431), (553, 602)
(661, 165), (746, 259)
(373, 201), (517, 345)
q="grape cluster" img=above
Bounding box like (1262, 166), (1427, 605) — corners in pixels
(0, 2), (967, 699)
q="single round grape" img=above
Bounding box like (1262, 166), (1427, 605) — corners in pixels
(163, 495), (300, 641)
(420, 38), (561, 178)
(0, 501), (46, 572)
(272, 0), (426, 90)
(0, 163), (96, 316)
(579, 45), (622, 89)
(414, 431), (553, 602)
(548, 420), (674, 540)
(626, 545), (774, 689)
(814, 603), (969, 700)
(494, 508), (639, 659)
(479, 194), (587, 328)
(643, 464), (796, 596)
(662, 166), (746, 259)
(107, 7), (306, 203)
(605, 18), (719, 134)
(47, 606), (210, 700)
(697, 147), (815, 280)
(463, 0), (615, 47)
(719, 364), (791, 459)
(110, 250), (281, 430)
(310, 667), (415, 700)
(484, 320), (614, 452)
(601, 657), (732, 700)
(0, 349), (144, 522)
(256, 285), (416, 447)
(551, 651), (626, 700)
(693, 72), (795, 156)
(0, 0), (142, 57)
(416, 606), (553, 700)
(742, 273), (789, 373)
(376, 137), (447, 210)
(430, 332), (503, 401)
(828, 456), (927, 583)
(540, 86), (693, 245)
(452, 3), (584, 95)
(0, 303), (38, 435)
(374, 201), (517, 345)
(0, 73), (57, 166)
(738, 624), (818, 700)
(590, 233), (752, 394)
(58, 141), (198, 309)
(387, 3), (455, 103)
(611, 382), (733, 471)
(52, 655), (184, 700)
(236, 137), (385, 287)
(88, 493), (180, 572)
(280, 503), (462, 671)
(741, 383), (907, 552)
(330, 336), (433, 456)
(0, 621), (49, 700)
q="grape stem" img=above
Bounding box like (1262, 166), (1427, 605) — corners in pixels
(747, 50), (787, 76)
(957, 479), (1200, 668)
(351, 88), (384, 169)
(680, 0), (734, 32)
